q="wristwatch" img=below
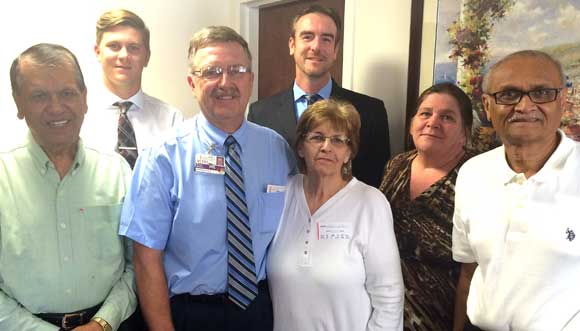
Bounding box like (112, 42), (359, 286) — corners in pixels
(92, 317), (113, 331)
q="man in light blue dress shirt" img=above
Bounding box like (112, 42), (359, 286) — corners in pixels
(119, 26), (295, 331)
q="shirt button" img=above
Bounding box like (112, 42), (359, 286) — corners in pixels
(306, 230), (310, 234)
(303, 251), (308, 255)
(60, 223), (66, 229)
(63, 256), (69, 262)
(65, 289), (72, 294)
(305, 241), (309, 244)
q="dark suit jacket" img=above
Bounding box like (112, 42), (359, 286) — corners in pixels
(248, 80), (390, 188)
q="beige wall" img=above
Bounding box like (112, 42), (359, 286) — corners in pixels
(347, 1), (412, 155)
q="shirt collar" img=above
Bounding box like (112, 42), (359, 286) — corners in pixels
(502, 130), (573, 185)
(100, 88), (144, 112)
(292, 78), (332, 102)
(26, 131), (85, 177)
(197, 113), (249, 154)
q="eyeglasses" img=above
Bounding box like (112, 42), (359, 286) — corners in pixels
(489, 88), (562, 105)
(304, 133), (350, 147)
(192, 65), (250, 81)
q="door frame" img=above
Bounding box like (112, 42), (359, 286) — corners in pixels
(239, 0), (355, 103)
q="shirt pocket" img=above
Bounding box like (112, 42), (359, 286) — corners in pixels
(258, 192), (285, 234)
(81, 204), (123, 259)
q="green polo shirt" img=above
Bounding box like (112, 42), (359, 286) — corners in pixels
(0, 133), (136, 331)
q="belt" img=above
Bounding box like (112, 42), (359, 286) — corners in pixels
(36, 304), (101, 331)
(174, 280), (269, 305)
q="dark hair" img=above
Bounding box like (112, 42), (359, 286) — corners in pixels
(96, 9), (150, 52)
(415, 82), (473, 141)
(291, 5), (342, 45)
(295, 99), (360, 180)
(188, 26), (252, 70)
(10, 43), (86, 94)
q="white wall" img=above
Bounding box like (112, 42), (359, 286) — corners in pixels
(0, 0), (239, 149)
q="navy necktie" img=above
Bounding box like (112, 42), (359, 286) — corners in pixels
(305, 93), (322, 106)
(224, 135), (258, 309)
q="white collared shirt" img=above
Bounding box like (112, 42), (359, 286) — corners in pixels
(452, 130), (580, 331)
(82, 88), (183, 153)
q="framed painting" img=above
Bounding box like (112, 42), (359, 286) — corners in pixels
(410, 0), (580, 150)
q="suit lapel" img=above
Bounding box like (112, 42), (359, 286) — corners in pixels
(276, 88), (298, 144)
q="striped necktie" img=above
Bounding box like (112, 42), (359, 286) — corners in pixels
(115, 101), (138, 168)
(224, 135), (258, 309)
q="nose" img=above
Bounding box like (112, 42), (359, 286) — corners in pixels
(320, 137), (332, 150)
(47, 94), (65, 114)
(218, 70), (232, 86)
(514, 93), (536, 112)
(118, 46), (129, 59)
(310, 37), (321, 52)
(426, 115), (441, 128)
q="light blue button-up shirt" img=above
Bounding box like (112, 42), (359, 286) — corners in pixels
(293, 78), (332, 119)
(120, 114), (296, 297)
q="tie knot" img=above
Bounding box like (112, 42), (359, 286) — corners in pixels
(224, 135), (238, 150)
(115, 101), (133, 115)
(305, 94), (321, 106)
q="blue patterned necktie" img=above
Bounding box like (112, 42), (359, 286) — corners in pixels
(305, 93), (322, 106)
(224, 135), (258, 309)
(115, 101), (138, 168)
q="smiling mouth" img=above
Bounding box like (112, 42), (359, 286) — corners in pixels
(48, 120), (70, 127)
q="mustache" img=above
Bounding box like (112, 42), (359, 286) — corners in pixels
(212, 87), (240, 98)
(507, 112), (542, 123)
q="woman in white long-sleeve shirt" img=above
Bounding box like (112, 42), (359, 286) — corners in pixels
(267, 99), (404, 331)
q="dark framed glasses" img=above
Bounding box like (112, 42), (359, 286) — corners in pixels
(489, 88), (562, 105)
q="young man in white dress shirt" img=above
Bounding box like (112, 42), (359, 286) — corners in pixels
(82, 9), (182, 166)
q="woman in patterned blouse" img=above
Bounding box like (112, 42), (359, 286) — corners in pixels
(379, 83), (479, 331)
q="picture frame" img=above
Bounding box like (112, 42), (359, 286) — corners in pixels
(407, 0), (580, 150)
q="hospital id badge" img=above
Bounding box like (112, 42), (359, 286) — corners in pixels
(194, 153), (225, 175)
(318, 222), (352, 240)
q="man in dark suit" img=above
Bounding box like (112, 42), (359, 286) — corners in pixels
(248, 5), (390, 188)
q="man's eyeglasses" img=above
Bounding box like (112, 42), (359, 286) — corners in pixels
(489, 88), (562, 105)
(304, 133), (350, 147)
(192, 65), (250, 81)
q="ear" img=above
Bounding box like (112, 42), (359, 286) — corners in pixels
(297, 143), (305, 158)
(288, 36), (295, 56)
(94, 44), (101, 59)
(344, 149), (351, 164)
(144, 49), (151, 68)
(13, 92), (25, 120)
(187, 74), (195, 90)
(482, 94), (493, 125)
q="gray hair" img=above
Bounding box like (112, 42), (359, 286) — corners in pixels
(482, 50), (565, 93)
(10, 43), (86, 94)
(187, 26), (252, 70)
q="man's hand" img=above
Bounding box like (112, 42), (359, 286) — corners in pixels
(72, 320), (103, 331)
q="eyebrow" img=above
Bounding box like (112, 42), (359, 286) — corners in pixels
(298, 31), (335, 40)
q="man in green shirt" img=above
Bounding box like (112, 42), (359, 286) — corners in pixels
(0, 43), (136, 331)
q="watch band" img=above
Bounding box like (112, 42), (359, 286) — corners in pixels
(92, 317), (112, 331)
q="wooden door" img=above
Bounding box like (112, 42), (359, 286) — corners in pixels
(258, 0), (345, 99)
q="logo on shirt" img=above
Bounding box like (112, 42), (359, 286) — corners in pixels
(566, 228), (576, 242)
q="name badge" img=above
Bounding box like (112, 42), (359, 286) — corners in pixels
(195, 153), (225, 175)
(318, 222), (352, 240)
(266, 184), (286, 193)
